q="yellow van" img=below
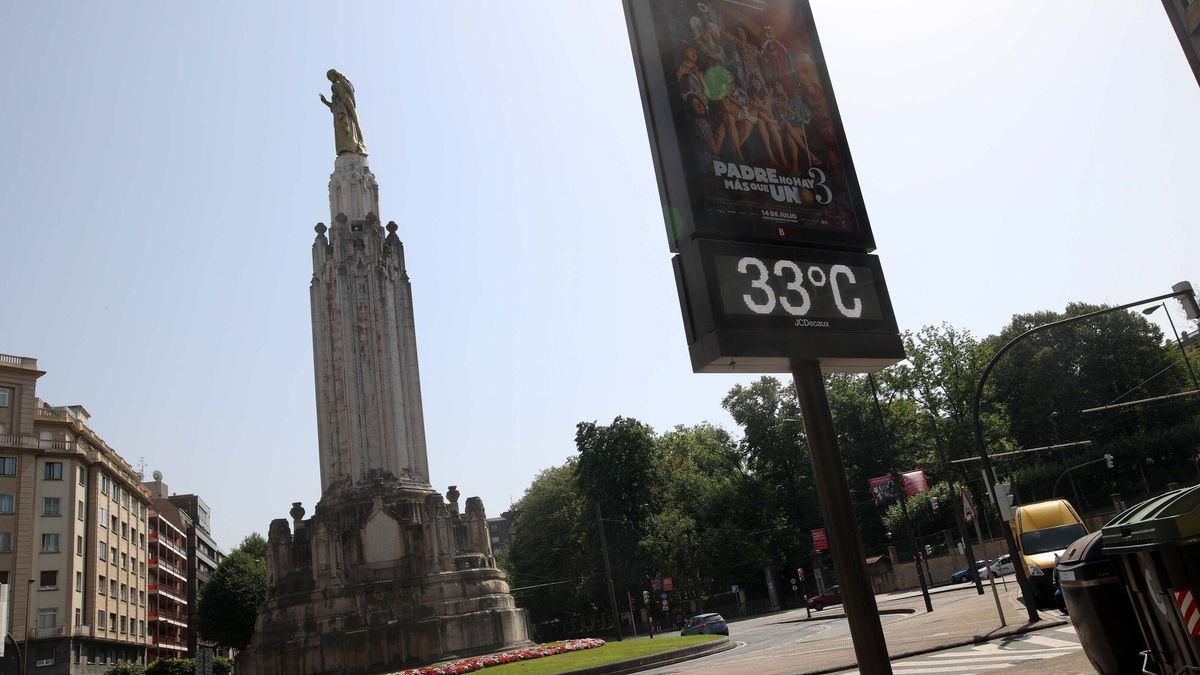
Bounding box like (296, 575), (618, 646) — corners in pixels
(1011, 499), (1087, 605)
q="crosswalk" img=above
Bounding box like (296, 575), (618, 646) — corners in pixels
(839, 626), (1081, 674)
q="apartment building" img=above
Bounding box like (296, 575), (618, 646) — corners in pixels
(164, 493), (224, 655)
(0, 354), (151, 674)
(144, 499), (190, 662)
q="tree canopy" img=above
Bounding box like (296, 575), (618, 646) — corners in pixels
(196, 533), (267, 649)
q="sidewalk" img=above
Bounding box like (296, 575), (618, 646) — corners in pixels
(804, 583), (1066, 674)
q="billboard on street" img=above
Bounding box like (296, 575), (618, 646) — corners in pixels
(624, 0), (875, 252)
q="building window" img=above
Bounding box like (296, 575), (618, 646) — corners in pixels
(77, 500), (84, 521)
(37, 607), (56, 629)
(97, 543), (107, 561)
(42, 497), (60, 517)
(99, 473), (109, 493)
(109, 579), (116, 597)
(39, 570), (57, 590)
(139, 590), (145, 606)
(75, 535), (83, 555)
(75, 571), (82, 589)
(77, 466), (85, 486)
(40, 533), (59, 553)
(121, 553), (127, 570)
(120, 584), (127, 601)
(119, 616), (127, 633)
(108, 612), (116, 632)
(99, 507), (108, 528)
(111, 515), (117, 530)
(0, 494), (14, 513)
(74, 606), (82, 626)
(139, 562), (145, 578)
(0, 457), (15, 475)
(35, 645), (54, 667)
(121, 522), (127, 539)
(110, 546), (117, 563)
(139, 619), (146, 636)
(0, 532), (11, 552)
(0, 388), (9, 407)
(43, 462), (63, 481)
(98, 575), (105, 595)
(111, 483), (119, 501)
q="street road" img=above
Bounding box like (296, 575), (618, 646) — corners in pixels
(835, 624), (1082, 674)
(642, 607), (910, 674)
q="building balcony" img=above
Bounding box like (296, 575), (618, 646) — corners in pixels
(148, 609), (188, 626)
(149, 557), (187, 581)
(153, 634), (188, 650)
(30, 626), (68, 638)
(149, 532), (187, 557)
(148, 583), (188, 604)
(73, 625), (93, 638)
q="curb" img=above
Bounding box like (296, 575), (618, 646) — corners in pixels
(802, 619), (1070, 675)
(777, 608), (916, 624)
(564, 636), (736, 675)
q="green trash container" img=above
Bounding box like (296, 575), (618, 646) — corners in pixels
(1057, 530), (1145, 674)
(1102, 486), (1200, 675)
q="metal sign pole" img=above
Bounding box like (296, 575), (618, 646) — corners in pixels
(792, 360), (891, 674)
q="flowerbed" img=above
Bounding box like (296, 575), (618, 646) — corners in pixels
(394, 638), (607, 675)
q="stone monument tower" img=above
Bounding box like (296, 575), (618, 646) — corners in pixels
(238, 72), (528, 675)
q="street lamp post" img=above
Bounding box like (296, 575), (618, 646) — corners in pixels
(1143, 303), (1200, 392)
(867, 374), (933, 613)
(972, 285), (1200, 624)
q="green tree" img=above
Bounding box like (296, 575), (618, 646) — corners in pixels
(721, 377), (815, 572)
(986, 302), (1183, 447)
(503, 462), (593, 623)
(574, 417), (660, 606)
(641, 424), (757, 604)
(196, 534), (267, 648)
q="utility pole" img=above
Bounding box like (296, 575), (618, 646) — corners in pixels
(595, 503), (622, 641)
(926, 416), (984, 596)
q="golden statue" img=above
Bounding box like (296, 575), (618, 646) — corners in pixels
(320, 69), (367, 156)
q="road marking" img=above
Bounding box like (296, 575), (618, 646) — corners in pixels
(1017, 633), (1081, 648)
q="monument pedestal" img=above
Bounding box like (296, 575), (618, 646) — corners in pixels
(239, 483), (529, 675)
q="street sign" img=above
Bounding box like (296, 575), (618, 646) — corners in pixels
(662, 576), (674, 592)
(791, 584), (798, 591)
(961, 486), (976, 523)
(731, 584), (740, 594)
(651, 577), (662, 592)
(661, 600), (669, 609)
(660, 592), (668, 600)
(812, 528), (829, 551)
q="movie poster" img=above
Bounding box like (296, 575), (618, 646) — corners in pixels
(627, 0), (874, 251)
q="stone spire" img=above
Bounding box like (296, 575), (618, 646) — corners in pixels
(309, 155), (430, 495)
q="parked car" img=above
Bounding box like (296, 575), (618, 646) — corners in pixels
(807, 585), (842, 611)
(680, 612), (728, 636)
(987, 554), (1016, 577)
(951, 560), (992, 583)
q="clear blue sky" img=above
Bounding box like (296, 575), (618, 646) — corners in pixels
(2, 1), (1197, 548)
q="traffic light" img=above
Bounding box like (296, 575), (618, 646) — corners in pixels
(642, 590), (650, 605)
(924, 544), (933, 556)
(993, 482), (1014, 522)
(1104, 453), (1114, 469)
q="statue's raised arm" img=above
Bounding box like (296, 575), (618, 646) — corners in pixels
(322, 69), (367, 156)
